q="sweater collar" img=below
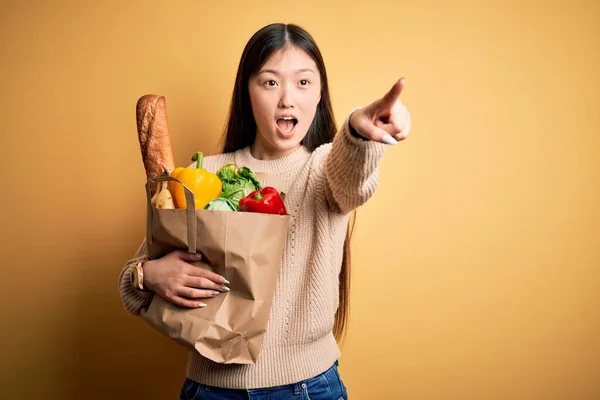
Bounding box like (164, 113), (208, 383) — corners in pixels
(234, 145), (311, 174)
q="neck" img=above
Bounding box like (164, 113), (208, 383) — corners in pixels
(250, 137), (301, 161)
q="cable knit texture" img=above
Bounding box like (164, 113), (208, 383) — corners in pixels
(118, 113), (385, 389)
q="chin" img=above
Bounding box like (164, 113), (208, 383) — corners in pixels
(269, 139), (301, 153)
(270, 132), (305, 150)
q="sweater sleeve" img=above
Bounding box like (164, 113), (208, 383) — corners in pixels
(324, 111), (386, 214)
(117, 240), (155, 316)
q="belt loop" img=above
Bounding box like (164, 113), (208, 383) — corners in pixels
(293, 382), (301, 395)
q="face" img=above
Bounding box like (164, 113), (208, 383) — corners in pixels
(248, 46), (322, 159)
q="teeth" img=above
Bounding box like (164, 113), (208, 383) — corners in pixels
(282, 117), (294, 120)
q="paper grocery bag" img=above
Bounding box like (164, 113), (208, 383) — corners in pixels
(140, 175), (290, 364)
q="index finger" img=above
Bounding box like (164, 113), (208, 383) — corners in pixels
(380, 77), (405, 110)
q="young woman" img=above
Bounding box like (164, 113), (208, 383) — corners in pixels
(119, 22), (411, 400)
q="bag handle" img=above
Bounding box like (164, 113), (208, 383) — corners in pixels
(145, 176), (197, 255)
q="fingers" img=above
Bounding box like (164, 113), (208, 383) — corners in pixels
(380, 77), (405, 111)
(164, 280), (227, 309)
(176, 249), (204, 263)
(170, 296), (208, 308)
(375, 112), (401, 134)
(393, 111), (411, 141)
(186, 276), (230, 292)
(175, 250), (229, 285)
(177, 286), (223, 300)
(155, 250), (232, 309)
(184, 263), (229, 285)
(163, 286), (214, 308)
(377, 106), (410, 141)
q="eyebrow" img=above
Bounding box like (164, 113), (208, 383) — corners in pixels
(257, 68), (316, 76)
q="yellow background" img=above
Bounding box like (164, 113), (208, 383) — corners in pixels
(1, 0), (598, 399)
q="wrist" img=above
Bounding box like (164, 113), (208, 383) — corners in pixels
(130, 261), (150, 292)
(349, 111), (367, 141)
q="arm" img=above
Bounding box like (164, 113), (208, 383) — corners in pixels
(118, 241), (231, 316)
(325, 78), (411, 214)
(324, 113), (386, 214)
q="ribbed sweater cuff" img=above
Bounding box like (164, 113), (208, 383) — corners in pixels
(324, 111), (386, 213)
(118, 243), (154, 316)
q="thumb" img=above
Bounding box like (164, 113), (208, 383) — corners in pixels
(363, 123), (398, 145)
(379, 77), (405, 111)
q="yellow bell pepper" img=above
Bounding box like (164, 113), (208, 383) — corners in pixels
(168, 152), (222, 209)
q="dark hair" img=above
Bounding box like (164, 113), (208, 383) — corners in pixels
(221, 23), (352, 344)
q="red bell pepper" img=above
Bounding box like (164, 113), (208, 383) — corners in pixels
(239, 187), (287, 215)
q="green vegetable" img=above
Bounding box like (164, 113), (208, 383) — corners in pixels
(216, 164), (263, 210)
(204, 197), (237, 211)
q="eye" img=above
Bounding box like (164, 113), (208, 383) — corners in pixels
(264, 80), (278, 87)
(299, 79), (310, 86)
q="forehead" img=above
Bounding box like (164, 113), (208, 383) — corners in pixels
(260, 46), (318, 73)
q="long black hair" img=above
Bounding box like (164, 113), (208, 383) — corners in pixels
(221, 23), (352, 344)
(221, 23), (337, 152)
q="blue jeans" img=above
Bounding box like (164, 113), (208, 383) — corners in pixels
(179, 361), (348, 400)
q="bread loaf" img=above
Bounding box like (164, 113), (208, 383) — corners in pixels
(136, 95), (176, 196)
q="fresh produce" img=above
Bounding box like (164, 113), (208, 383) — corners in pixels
(152, 180), (175, 209)
(168, 152), (222, 209)
(215, 164), (263, 210)
(239, 187), (287, 215)
(204, 197), (237, 211)
(142, 144), (286, 215)
(133, 93), (283, 214)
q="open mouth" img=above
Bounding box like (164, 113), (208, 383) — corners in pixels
(276, 117), (298, 134)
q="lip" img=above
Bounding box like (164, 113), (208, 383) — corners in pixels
(275, 114), (298, 120)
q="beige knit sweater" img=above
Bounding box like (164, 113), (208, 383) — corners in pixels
(118, 113), (385, 389)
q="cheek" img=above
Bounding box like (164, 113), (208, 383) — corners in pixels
(301, 91), (321, 120)
(249, 93), (272, 123)
(305, 87), (321, 109)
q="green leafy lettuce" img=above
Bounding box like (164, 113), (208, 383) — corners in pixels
(215, 164), (262, 210)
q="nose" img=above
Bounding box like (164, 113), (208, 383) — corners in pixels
(278, 85), (294, 109)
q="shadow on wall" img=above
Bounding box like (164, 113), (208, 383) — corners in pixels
(72, 122), (222, 399)
(73, 239), (189, 399)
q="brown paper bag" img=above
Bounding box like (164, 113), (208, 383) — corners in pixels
(140, 175), (290, 364)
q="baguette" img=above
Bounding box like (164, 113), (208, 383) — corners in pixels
(136, 95), (176, 196)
